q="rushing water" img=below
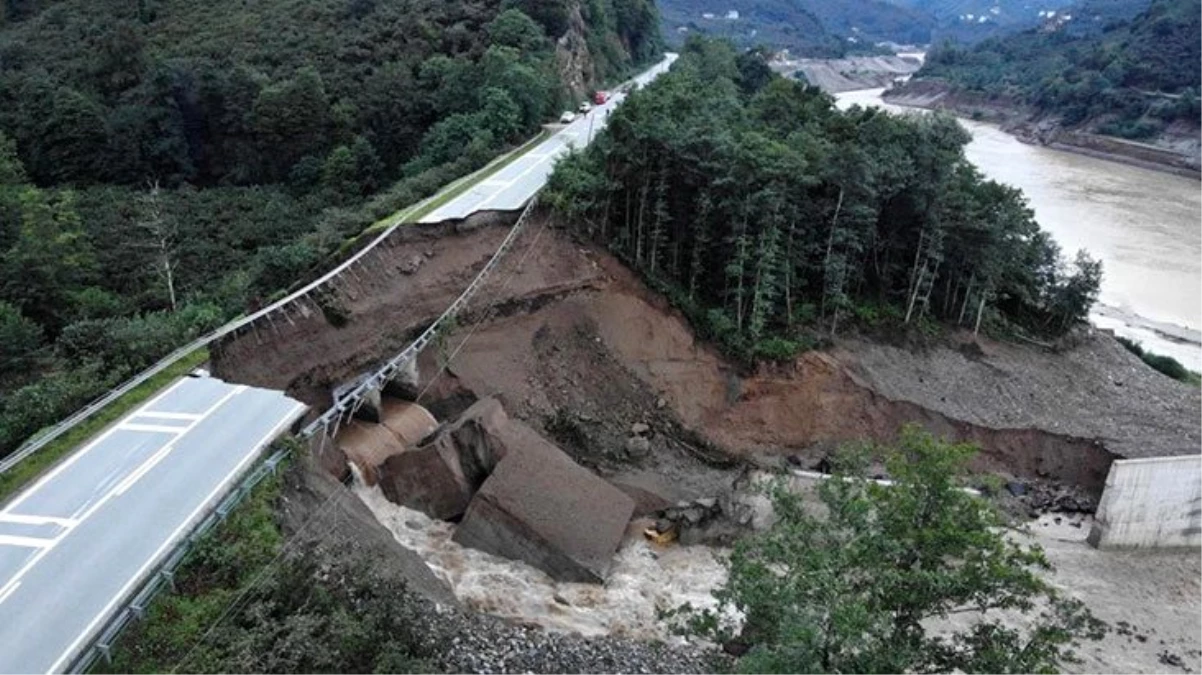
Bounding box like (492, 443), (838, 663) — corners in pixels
(836, 88), (1202, 371)
(356, 484), (731, 641)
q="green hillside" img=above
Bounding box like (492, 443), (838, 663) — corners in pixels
(659, 0), (933, 56)
(918, 0), (1200, 134)
(0, 0), (661, 459)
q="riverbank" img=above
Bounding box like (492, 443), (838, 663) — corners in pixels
(836, 87), (1202, 371)
(883, 80), (1201, 179)
(770, 55), (921, 93)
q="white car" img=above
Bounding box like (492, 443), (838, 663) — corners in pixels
(559, 111), (577, 124)
(578, 101), (593, 114)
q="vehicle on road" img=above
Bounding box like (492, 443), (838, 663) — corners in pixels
(578, 101), (592, 113)
(593, 90), (609, 105)
(559, 111), (577, 124)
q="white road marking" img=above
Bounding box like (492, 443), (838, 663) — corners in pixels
(0, 535), (55, 548)
(0, 581), (19, 606)
(46, 400), (308, 675)
(480, 179), (511, 188)
(117, 423), (187, 434)
(1, 378), (192, 513)
(135, 411), (202, 421)
(0, 514), (77, 527)
(0, 382), (253, 628)
(113, 445), (173, 497)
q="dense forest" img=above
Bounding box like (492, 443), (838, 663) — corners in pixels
(546, 37), (1102, 362)
(884, 0), (1079, 42)
(0, 0), (662, 459)
(917, 0), (1200, 138)
(658, 0), (933, 56)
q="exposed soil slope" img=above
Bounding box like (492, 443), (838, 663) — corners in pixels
(214, 215), (1201, 495)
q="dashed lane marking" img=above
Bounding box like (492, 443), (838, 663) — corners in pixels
(134, 411), (202, 421)
(0, 514), (77, 528)
(0, 535), (55, 549)
(117, 423), (189, 434)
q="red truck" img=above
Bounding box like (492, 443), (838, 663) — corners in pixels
(592, 90), (609, 105)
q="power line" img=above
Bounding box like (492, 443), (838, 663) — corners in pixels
(170, 206), (554, 672)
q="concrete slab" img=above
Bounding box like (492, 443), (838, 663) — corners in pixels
(453, 426), (634, 583)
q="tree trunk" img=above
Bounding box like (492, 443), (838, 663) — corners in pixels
(942, 272), (954, 317)
(907, 228), (925, 305)
(974, 293), (987, 336)
(163, 256), (177, 312)
(635, 174), (650, 268)
(821, 188), (844, 319)
(784, 218), (796, 326)
(904, 265), (925, 324)
(958, 274), (975, 325)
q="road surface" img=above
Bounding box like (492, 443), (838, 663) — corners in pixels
(0, 375), (306, 674)
(420, 53), (678, 222)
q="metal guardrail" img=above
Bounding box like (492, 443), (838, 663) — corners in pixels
(0, 154), (507, 478)
(1, 52), (676, 478)
(302, 197), (539, 438)
(63, 197), (540, 674)
(67, 447), (294, 674)
(48, 54), (674, 673)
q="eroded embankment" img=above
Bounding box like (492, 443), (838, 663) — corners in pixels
(210, 210), (602, 406)
(213, 216), (1200, 495)
(883, 80), (1202, 178)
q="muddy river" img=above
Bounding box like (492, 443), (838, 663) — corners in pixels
(836, 88), (1202, 371)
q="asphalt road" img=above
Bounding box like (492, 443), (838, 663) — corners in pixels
(0, 375), (306, 674)
(419, 53), (679, 223)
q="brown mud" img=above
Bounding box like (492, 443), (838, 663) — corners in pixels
(213, 215), (1200, 497)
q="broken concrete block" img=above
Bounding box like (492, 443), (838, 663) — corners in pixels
(610, 481), (673, 517)
(378, 440), (474, 521)
(379, 399), (438, 446)
(453, 432), (635, 583)
(338, 420), (406, 486)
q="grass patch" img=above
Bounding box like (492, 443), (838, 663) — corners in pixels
(0, 349), (210, 505)
(357, 130), (551, 240)
(95, 451), (288, 674)
(97, 443), (435, 674)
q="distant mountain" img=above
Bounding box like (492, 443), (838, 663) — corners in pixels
(885, 0), (1151, 42)
(888, 0), (1073, 41)
(912, 0), (1199, 136)
(659, 0), (934, 55)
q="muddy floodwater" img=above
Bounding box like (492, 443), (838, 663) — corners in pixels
(836, 88), (1202, 371)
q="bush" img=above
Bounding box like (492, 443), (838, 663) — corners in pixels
(1142, 352), (1193, 381)
(0, 362), (116, 455)
(752, 337), (807, 362)
(1116, 336), (1200, 385)
(674, 426), (1106, 673)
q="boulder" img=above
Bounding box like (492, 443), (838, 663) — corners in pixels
(444, 397), (513, 488)
(624, 435), (651, 458)
(453, 428), (635, 583)
(377, 441), (474, 521)
(374, 397), (511, 519)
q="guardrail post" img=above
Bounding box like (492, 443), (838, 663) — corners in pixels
(98, 643), (113, 665)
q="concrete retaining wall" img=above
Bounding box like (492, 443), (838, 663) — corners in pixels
(1088, 455), (1202, 549)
